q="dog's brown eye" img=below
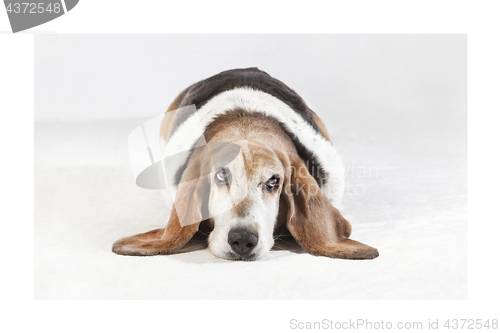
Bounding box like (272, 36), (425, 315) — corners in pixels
(215, 168), (231, 186)
(264, 175), (280, 192)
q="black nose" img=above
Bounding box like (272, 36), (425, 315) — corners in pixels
(228, 228), (259, 255)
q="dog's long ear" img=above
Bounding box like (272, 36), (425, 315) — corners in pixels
(112, 146), (209, 256)
(282, 155), (379, 260)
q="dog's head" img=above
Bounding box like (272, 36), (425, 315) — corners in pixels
(112, 116), (379, 260)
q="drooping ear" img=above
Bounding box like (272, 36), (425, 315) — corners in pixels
(112, 146), (210, 256)
(282, 156), (379, 260)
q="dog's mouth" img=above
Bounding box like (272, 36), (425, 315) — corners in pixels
(224, 251), (259, 261)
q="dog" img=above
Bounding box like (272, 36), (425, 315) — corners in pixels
(112, 68), (379, 261)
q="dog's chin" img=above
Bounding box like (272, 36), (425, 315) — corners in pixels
(208, 246), (267, 261)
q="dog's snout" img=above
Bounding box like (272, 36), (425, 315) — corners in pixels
(228, 228), (259, 256)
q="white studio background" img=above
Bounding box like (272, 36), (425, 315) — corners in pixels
(35, 35), (466, 155)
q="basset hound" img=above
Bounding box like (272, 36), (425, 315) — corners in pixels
(112, 68), (379, 261)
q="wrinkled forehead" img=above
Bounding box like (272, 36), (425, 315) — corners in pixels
(241, 141), (284, 182)
(205, 141), (241, 170)
(204, 140), (284, 180)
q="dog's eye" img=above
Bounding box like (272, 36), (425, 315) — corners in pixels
(215, 168), (231, 186)
(264, 175), (280, 192)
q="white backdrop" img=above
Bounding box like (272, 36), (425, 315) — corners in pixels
(35, 34), (466, 153)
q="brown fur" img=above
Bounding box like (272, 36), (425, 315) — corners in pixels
(160, 87), (194, 143)
(280, 153), (378, 259)
(235, 197), (252, 218)
(309, 109), (331, 141)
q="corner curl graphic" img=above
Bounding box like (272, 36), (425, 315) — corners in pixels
(4, 0), (79, 33)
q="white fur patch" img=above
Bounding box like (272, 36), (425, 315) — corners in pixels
(161, 87), (345, 208)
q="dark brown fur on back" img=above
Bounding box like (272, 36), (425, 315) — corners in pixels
(170, 68), (320, 132)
